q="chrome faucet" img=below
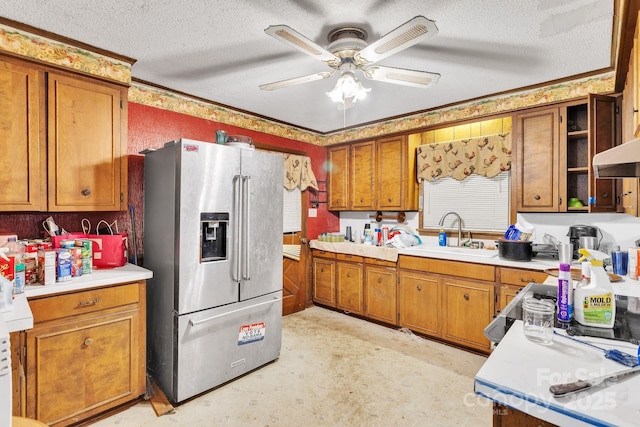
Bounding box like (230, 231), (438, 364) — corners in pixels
(438, 211), (463, 247)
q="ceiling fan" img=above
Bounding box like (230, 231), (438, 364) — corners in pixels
(259, 16), (441, 107)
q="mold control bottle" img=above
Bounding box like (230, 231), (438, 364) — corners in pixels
(574, 261), (616, 328)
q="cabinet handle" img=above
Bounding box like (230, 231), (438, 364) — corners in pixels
(416, 285), (422, 291)
(520, 277), (534, 283)
(388, 198), (392, 202)
(347, 272), (351, 278)
(84, 337), (94, 346)
(320, 268), (325, 273)
(81, 189), (91, 196)
(464, 293), (469, 301)
(77, 298), (101, 307)
(602, 192), (608, 199)
(534, 195), (541, 200)
(377, 277), (382, 283)
(360, 198), (364, 203)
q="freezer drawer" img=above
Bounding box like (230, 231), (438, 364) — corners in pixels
(171, 291), (282, 403)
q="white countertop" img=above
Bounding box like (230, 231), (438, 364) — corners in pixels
(2, 264), (153, 333)
(24, 263), (153, 298)
(475, 320), (640, 426)
(311, 239), (559, 270)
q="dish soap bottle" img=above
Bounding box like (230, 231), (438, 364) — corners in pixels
(574, 256), (615, 328)
(438, 229), (447, 247)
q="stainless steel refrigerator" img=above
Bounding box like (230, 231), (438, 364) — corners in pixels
(143, 138), (283, 404)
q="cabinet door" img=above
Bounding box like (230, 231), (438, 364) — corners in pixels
(0, 58), (45, 211)
(364, 266), (397, 325)
(377, 136), (406, 210)
(350, 141), (376, 210)
(48, 72), (127, 211)
(313, 258), (336, 307)
(589, 94), (617, 212)
(515, 108), (564, 211)
(26, 309), (142, 425)
(327, 146), (349, 210)
(398, 271), (441, 337)
(498, 285), (521, 315)
(336, 261), (364, 314)
(441, 278), (494, 352)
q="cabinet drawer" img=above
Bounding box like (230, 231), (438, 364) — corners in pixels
(336, 253), (363, 262)
(398, 255), (495, 282)
(29, 282), (141, 324)
(500, 268), (548, 286)
(365, 257), (396, 267)
(312, 250), (336, 259)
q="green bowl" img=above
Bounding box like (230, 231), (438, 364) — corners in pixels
(568, 197), (583, 207)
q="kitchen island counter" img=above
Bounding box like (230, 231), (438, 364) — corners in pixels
(475, 319), (640, 426)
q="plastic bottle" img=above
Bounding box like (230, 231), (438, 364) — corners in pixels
(14, 262), (25, 294)
(557, 243), (573, 322)
(0, 274), (13, 312)
(629, 247), (638, 280)
(574, 260), (615, 328)
(438, 229), (447, 246)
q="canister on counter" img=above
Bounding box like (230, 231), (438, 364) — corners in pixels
(382, 227), (389, 246)
(56, 248), (72, 282)
(76, 239), (92, 274)
(70, 247), (82, 277)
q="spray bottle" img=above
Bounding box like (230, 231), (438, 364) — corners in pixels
(573, 248), (616, 328)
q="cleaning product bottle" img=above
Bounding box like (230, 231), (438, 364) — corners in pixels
(574, 250), (615, 328)
(557, 243), (573, 322)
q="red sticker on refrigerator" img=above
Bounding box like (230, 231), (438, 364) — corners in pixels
(238, 322), (266, 345)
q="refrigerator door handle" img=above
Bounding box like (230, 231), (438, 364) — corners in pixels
(232, 174), (242, 282)
(188, 296), (281, 326)
(242, 175), (251, 280)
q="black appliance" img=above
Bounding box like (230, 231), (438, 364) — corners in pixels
(567, 224), (599, 260)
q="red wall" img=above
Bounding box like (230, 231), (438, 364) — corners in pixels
(0, 103), (338, 260)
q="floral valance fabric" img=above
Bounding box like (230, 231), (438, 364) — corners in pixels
(283, 154), (319, 191)
(416, 133), (512, 182)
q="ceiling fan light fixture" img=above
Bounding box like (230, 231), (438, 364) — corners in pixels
(326, 71), (370, 104)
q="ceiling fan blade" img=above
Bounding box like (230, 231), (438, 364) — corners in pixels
(361, 65), (440, 89)
(355, 16), (438, 66)
(259, 71), (335, 91)
(265, 25), (341, 67)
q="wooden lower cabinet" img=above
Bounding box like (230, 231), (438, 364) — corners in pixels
(336, 258), (364, 314)
(441, 277), (495, 352)
(364, 266), (397, 324)
(398, 271), (441, 337)
(493, 404), (557, 426)
(312, 254), (336, 307)
(24, 281), (146, 426)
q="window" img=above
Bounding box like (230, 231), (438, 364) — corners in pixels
(422, 172), (510, 232)
(283, 187), (301, 233)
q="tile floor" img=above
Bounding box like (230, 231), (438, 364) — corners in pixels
(92, 306), (493, 426)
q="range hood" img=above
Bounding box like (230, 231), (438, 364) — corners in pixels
(592, 138), (640, 178)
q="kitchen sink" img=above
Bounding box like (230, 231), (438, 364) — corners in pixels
(409, 245), (499, 258)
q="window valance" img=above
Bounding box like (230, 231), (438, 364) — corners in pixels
(416, 133), (512, 182)
(283, 154), (319, 191)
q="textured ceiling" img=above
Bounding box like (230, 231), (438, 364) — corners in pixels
(1, 0), (616, 134)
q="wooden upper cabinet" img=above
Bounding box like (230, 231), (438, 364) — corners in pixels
(514, 107), (563, 212)
(48, 72), (128, 211)
(327, 135), (419, 211)
(514, 96), (618, 214)
(327, 145), (349, 210)
(589, 94), (617, 212)
(0, 57), (46, 211)
(350, 141), (376, 210)
(0, 54), (128, 212)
